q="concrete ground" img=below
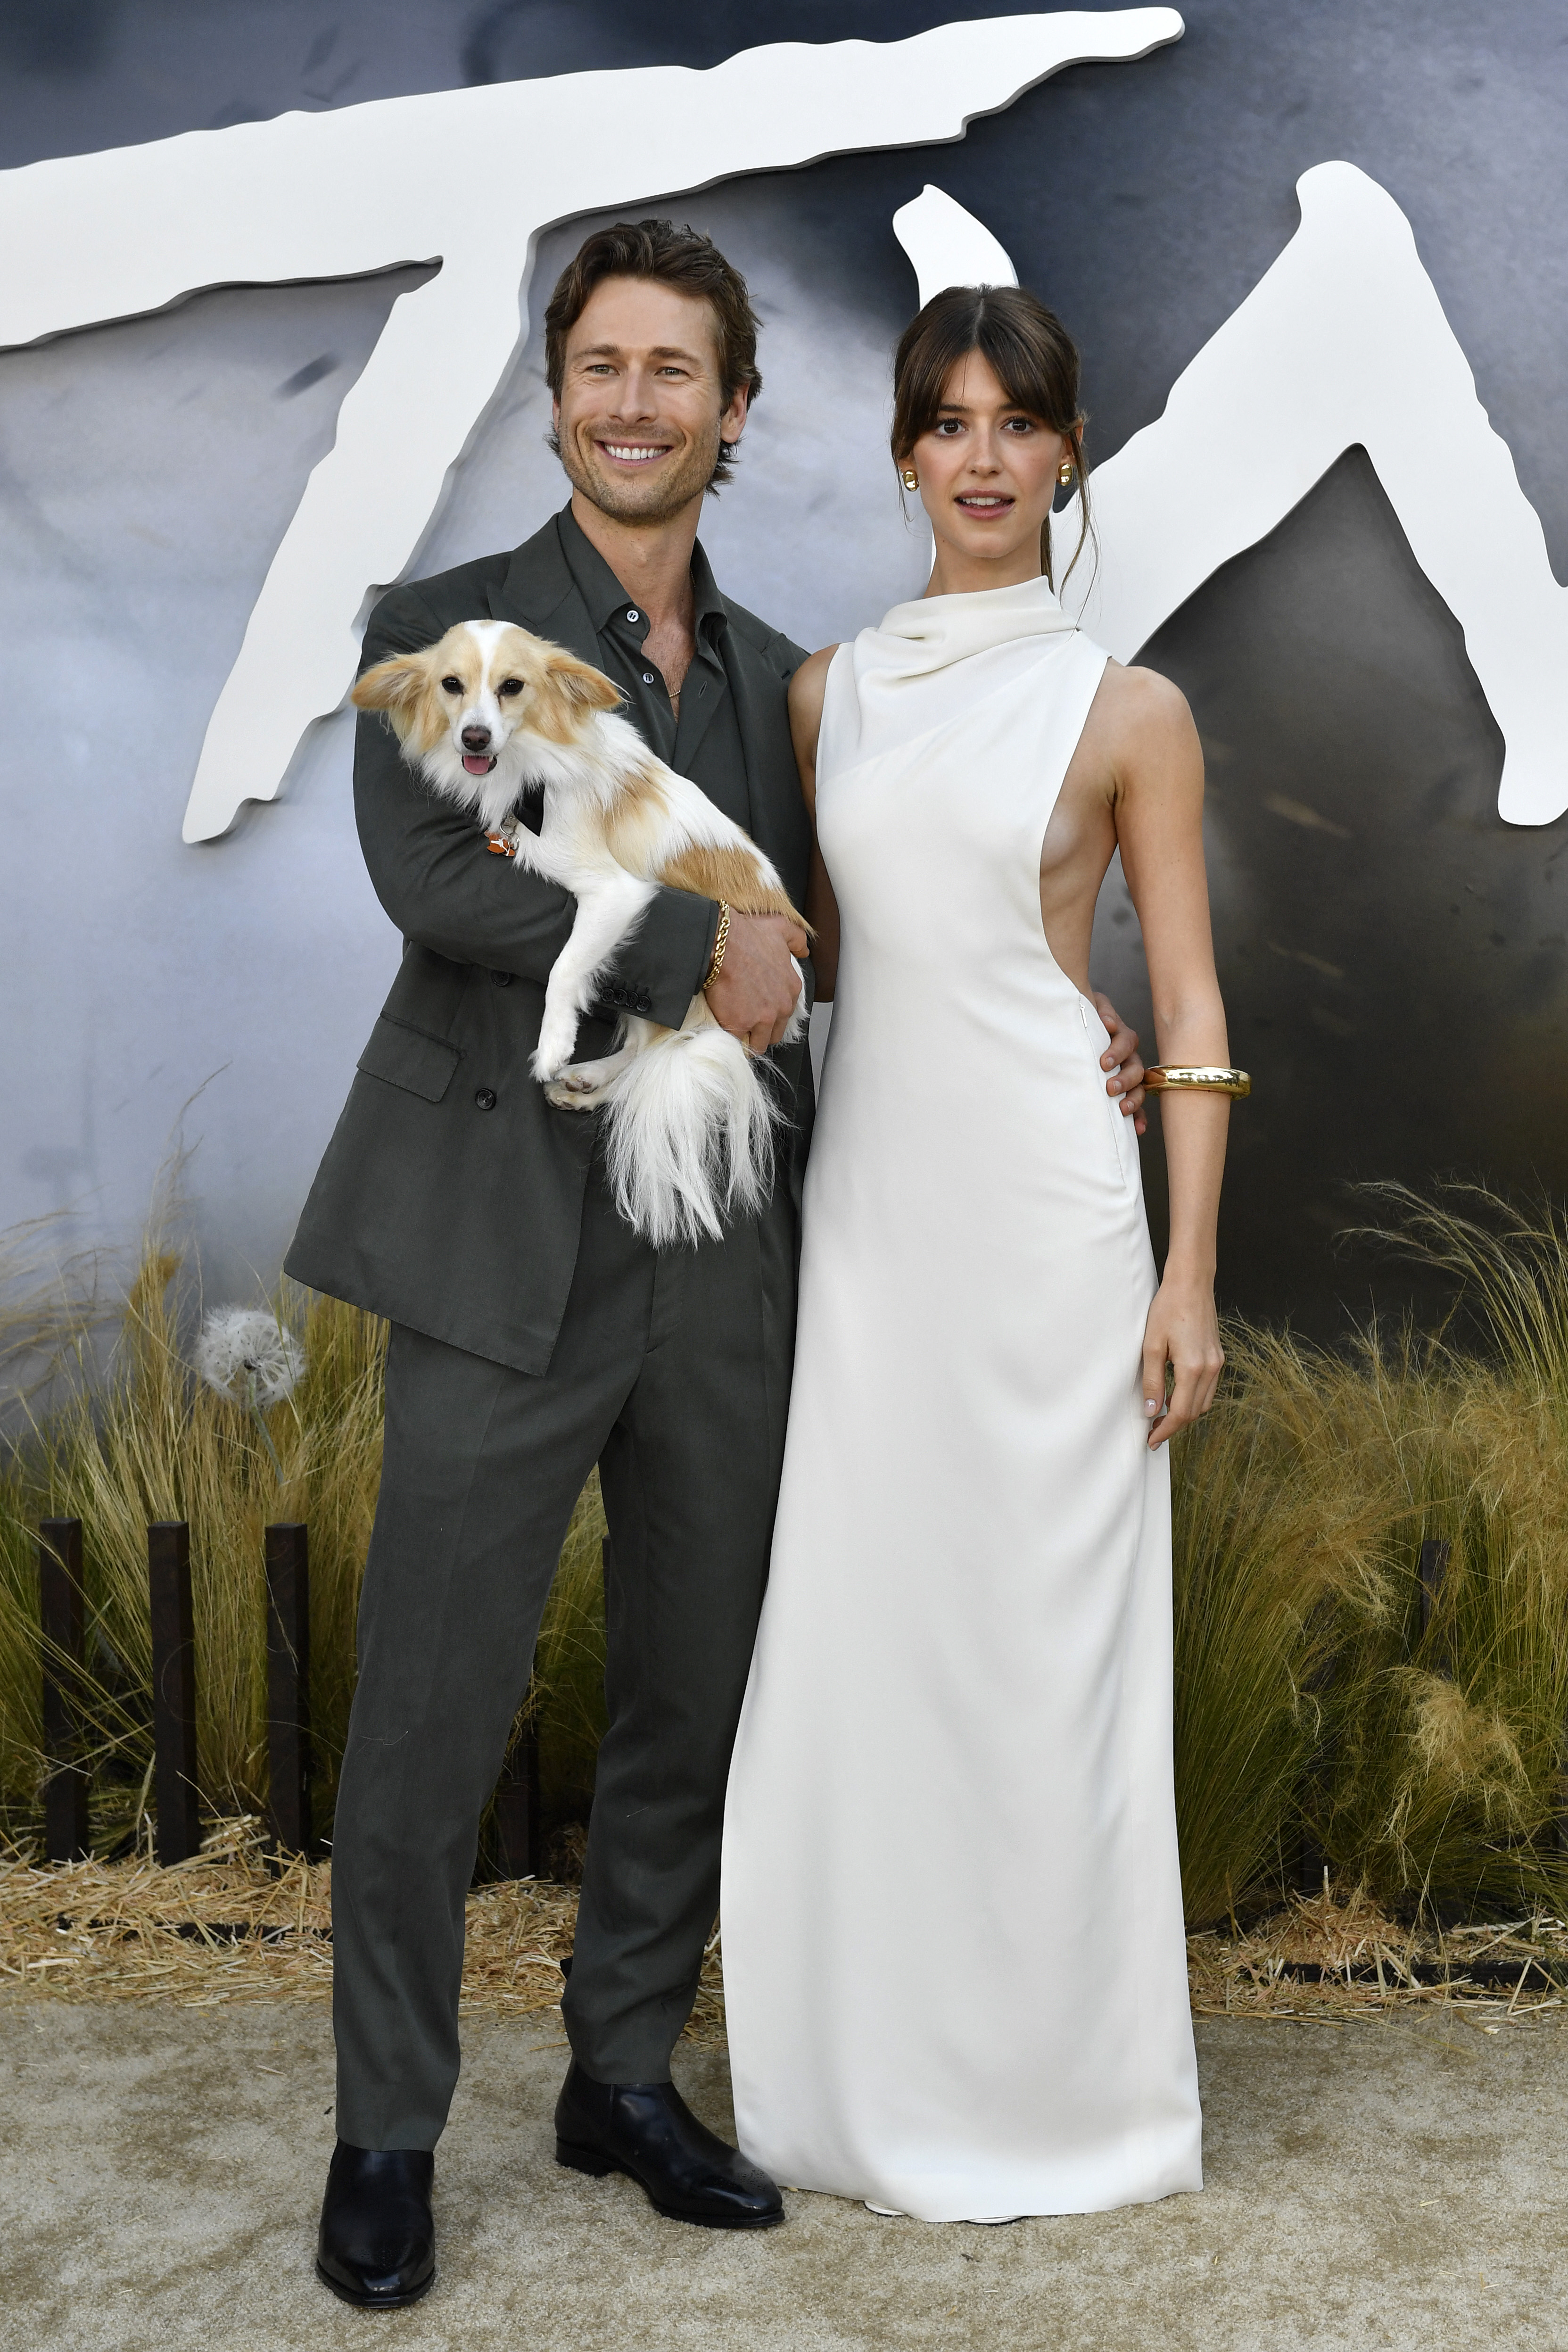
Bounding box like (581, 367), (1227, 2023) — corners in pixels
(2, 1998), (1567, 2352)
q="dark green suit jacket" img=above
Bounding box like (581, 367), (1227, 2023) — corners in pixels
(284, 513), (812, 1375)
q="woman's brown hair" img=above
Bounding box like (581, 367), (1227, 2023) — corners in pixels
(545, 218), (761, 489)
(890, 284), (1090, 589)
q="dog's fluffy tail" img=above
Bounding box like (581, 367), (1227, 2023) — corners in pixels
(602, 1026), (782, 1249)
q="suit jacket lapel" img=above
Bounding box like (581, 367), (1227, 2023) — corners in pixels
(731, 609), (800, 848)
(489, 513), (601, 667)
(482, 516), (602, 833)
(723, 603), (812, 895)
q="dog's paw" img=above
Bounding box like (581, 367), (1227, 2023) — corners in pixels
(543, 1059), (615, 1110)
(531, 1022), (578, 1082)
(544, 1077), (602, 1111)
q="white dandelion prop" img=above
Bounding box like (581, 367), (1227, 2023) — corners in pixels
(193, 1307), (304, 1481)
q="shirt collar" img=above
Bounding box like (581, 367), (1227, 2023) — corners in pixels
(555, 501), (728, 643)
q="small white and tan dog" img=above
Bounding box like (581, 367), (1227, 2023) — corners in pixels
(353, 618), (809, 1248)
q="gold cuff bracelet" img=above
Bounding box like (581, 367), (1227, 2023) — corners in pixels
(703, 901), (732, 992)
(1144, 1066), (1251, 1098)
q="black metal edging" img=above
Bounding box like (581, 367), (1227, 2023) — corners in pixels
(1261, 1957), (1568, 1990)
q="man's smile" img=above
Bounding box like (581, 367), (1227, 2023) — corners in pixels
(598, 440), (675, 464)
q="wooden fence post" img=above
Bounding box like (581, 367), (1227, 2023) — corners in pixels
(38, 1518), (90, 1862)
(264, 1523), (312, 1857)
(148, 1521), (200, 1865)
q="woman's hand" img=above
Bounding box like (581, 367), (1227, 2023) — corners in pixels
(1140, 1272), (1224, 1449)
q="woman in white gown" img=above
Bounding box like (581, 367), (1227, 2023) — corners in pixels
(721, 286), (1234, 2223)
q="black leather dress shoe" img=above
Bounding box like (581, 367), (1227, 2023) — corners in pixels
(554, 2061), (784, 2228)
(316, 2141), (436, 2308)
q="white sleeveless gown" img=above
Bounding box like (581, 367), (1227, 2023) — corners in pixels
(720, 576), (1202, 2223)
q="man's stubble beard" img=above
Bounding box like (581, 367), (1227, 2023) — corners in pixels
(559, 420), (722, 526)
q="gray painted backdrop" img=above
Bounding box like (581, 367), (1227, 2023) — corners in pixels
(2, 0), (1565, 1334)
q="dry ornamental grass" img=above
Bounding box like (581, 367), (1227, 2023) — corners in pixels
(7, 1183), (1568, 1946)
(0, 1239), (387, 1836)
(1169, 1184), (1568, 1927)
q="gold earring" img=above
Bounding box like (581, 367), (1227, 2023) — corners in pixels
(1057, 458), (1074, 486)
(900, 467), (919, 492)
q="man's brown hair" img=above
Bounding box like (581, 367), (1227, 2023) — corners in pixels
(545, 218), (763, 489)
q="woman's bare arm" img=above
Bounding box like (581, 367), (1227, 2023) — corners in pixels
(788, 646), (842, 1002)
(1108, 668), (1230, 1448)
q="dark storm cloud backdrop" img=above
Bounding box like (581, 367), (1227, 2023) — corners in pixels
(1, 1), (1564, 1332)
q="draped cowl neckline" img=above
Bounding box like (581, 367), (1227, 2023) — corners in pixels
(860, 572), (1079, 679)
(824, 572), (1083, 776)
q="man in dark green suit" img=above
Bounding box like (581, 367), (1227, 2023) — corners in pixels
(290, 217), (1146, 2306)
(290, 220), (816, 2305)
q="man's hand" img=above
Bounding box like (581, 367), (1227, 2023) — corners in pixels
(705, 911), (808, 1054)
(1091, 991), (1148, 1135)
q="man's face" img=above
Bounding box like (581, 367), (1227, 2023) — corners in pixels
(553, 275), (748, 525)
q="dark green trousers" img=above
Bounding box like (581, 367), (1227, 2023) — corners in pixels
(330, 1146), (797, 2151)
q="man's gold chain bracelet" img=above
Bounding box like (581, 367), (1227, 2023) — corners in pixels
(703, 901), (732, 992)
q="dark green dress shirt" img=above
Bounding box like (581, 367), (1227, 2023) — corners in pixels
(555, 504), (751, 834)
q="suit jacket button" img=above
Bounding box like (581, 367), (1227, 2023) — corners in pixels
(474, 1087), (497, 1110)
(635, 991), (652, 1015)
(489, 969), (512, 986)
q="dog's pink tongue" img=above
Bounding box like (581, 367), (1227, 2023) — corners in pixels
(462, 754), (497, 774)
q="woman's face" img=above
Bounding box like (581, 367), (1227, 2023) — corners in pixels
(910, 350), (1067, 576)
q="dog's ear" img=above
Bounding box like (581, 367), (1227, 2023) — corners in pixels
(351, 654), (430, 717)
(546, 652), (622, 716)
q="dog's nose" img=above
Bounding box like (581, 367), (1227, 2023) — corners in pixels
(461, 724), (492, 751)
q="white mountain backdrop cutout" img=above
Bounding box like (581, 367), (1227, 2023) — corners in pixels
(0, 9), (1182, 843)
(895, 165), (1568, 828)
